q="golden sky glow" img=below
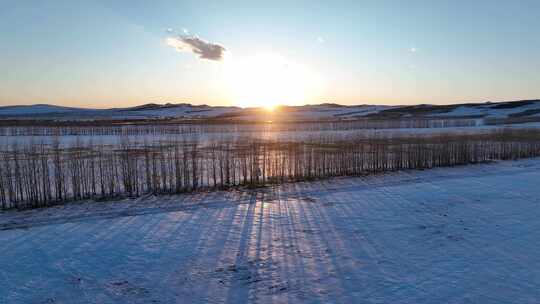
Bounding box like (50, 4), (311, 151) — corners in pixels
(223, 53), (323, 109)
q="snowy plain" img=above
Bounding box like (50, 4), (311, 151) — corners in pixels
(1, 158), (540, 303)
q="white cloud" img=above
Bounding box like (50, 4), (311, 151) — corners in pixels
(165, 34), (226, 61)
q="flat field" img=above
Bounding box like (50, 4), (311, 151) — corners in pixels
(1, 159), (539, 303)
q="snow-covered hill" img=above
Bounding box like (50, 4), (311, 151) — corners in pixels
(0, 102), (392, 121)
(0, 104), (84, 115)
(0, 103), (241, 120)
(370, 100), (540, 119)
(0, 100), (539, 121)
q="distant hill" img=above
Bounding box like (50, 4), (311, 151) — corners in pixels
(0, 104), (85, 115)
(0, 103), (241, 120)
(369, 100), (540, 119)
(0, 100), (539, 121)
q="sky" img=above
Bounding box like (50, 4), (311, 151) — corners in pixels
(1, 0), (540, 108)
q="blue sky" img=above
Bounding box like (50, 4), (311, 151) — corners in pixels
(1, 0), (539, 108)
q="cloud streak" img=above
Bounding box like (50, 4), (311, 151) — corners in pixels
(165, 34), (226, 61)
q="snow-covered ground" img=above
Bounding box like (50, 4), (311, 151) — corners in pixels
(1, 159), (540, 303)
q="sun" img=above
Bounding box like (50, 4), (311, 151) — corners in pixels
(223, 53), (320, 109)
(263, 102), (281, 112)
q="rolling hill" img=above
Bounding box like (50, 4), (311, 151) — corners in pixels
(0, 99), (539, 121)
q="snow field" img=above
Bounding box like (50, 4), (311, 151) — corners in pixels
(1, 159), (540, 303)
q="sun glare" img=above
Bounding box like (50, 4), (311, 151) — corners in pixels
(264, 103), (277, 112)
(224, 53), (321, 109)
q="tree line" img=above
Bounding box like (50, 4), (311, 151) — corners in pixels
(1, 128), (539, 210)
(0, 118), (479, 137)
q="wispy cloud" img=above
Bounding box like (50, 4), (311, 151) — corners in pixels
(165, 32), (226, 61)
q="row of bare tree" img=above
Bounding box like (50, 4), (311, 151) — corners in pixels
(1, 128), (539, 210)
(0, 118), (479, 136)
